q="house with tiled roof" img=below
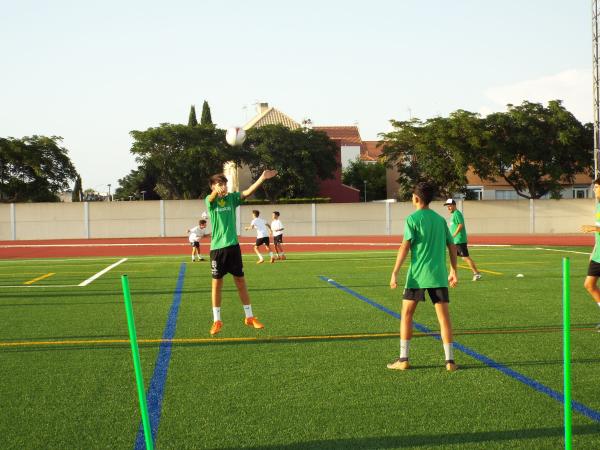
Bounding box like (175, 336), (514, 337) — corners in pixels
(361, 140), (593, 200)
(226, 103), (360, 203)
(244, 103), (301, 130)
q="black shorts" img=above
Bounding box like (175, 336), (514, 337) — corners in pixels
(255, 237), (270, 247)
(456, 243), (469, 257)
(190, 241), (199, 248)
(588, 260), (600, 277)
(403, 287), (450, 304)
(274, 234), (283, 245)
(210, 244), (244, 279)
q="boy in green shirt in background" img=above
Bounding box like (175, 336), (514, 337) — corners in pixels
(580, 177), (600, 332)
(205, 169), (277, 336)
(444, 198), (481, 281)
(388, 182), (459, 371)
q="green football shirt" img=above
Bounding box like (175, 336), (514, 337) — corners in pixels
(592, 203), (600, 263)
(449, 209), (468, 244)
(205, 191), (242, 250)
(403, 208), (453, 289)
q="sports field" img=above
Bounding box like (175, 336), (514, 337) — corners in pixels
(1, 246), (599, 449)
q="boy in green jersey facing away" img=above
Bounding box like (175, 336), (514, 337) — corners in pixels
(444, 198), (482, 281)
(205, 170), (278, 336)
(580, 178), (600, 332)
(388, 182), (459, 371)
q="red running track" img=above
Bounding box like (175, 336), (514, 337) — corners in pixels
(0, 234), (592, 259)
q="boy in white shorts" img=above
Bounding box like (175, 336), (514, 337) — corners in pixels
(245, 210), (275, 264)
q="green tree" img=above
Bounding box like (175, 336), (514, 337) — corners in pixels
(244, 125), (338, 202)
(127, 123), (236, 199)
(342, 158), (387, 201)
(0, 135), (78, 202)
(114, 166), (160, 200)
(474, 100), (592, 199)
(380, 111), (480, 199)
(188, 105), (198, 127)
(72, 175), (83, 202)
(200, 100), (213, 125)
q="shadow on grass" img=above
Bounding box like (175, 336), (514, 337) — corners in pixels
(217, 424), (599, 449)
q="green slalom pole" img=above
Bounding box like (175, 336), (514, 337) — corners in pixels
(122, 275), (154, 450)
(562, 258), (572, 450)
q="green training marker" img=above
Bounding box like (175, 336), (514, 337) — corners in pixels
(562, 258), (571, 450)
(122, 275), (154, 450)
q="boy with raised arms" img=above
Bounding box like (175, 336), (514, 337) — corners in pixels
(205, 169), (277, 335)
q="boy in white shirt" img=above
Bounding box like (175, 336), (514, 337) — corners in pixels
(187, 219), (210, 261)
(271, 211), (286, 260)
(245, 210), (275, 264)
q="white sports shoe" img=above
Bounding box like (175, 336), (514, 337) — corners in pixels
(472, 273), (482, 281)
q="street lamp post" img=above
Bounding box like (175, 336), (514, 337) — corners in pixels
(363, 180), (367, 203)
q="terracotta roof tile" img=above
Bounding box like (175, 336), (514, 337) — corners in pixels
(313, 126), (362, 146)
(244, 107), (301, 130)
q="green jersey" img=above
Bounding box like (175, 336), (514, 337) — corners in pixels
(449, 209), (468, 244)
(593, 203), (600, 263)
(205, 191), (242, 250)
(403, 208), (453, 289)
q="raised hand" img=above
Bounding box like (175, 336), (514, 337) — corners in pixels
(261, 169), (278, 180)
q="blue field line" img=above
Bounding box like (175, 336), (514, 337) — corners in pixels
(319, 276), (600, 424)
(134, 263), (187, 450)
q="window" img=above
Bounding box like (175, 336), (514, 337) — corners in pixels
(466, 186), (483, 200)
(573, 187), (589, 199)
(495, 190), (519, 200)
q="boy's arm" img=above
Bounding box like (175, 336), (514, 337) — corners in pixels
(452, 223), (463, 237)
(390, 239), (411, 289)
(447, 243), (458, 287)
(241, 170), (278, 200)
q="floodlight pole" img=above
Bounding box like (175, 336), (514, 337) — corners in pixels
(593, 0), (600, 178)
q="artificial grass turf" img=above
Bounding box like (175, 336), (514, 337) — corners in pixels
(1, 248), (599, 449)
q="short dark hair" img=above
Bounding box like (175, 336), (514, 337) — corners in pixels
(252, 210), (260, 216)
(199, 219), (207, 225)
(273, 211), (280, 217)
(209, 173), (227, 187)
(594, 178), (600, 186)
(413, 182), (435, 205)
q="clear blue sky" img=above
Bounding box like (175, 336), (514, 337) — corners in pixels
(0, 0), (591, 194)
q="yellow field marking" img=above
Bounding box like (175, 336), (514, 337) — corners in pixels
(1, 326), (595, 349)
(23, 273), (55, 285)
(458, 264), (502, 275)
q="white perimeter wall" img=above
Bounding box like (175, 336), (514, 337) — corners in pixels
(0, 198), (593, 240)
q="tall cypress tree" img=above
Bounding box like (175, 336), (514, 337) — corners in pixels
(200, 100), (213, 125)
(188, 105), (198, 126)
(72, 175), (83, 202)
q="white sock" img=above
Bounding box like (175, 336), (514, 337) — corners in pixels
(243, 304), (253, 318)
(212, 307), (221, 322)
(400, 339), (410, 360)
(443, 343), (454, 361)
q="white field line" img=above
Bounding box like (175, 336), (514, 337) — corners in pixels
(535, 247), (591, 256)
(78, 258), (128, 286)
